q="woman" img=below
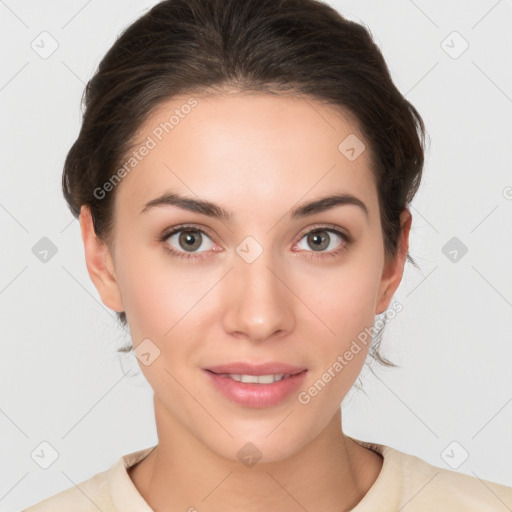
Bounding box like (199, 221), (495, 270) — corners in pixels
(24, 0), (512, 510)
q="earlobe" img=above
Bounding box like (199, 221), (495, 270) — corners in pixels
(375, 208), (412, 315)
(79, 205), (125, 313)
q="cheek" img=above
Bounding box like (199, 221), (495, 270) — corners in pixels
(299, 249), (383, 391)
(113, 242), (186, 341)
(298, 269), (381, 415)
(114, 250), (205, 394)
(309, 255), (382, 338)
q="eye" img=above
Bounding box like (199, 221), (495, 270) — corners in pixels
(161, 226), (215, 260)
(159, 223), (351, 262)
(295, 225), (350, 258)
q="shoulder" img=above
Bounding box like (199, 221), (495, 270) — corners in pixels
(388, 443), (512, 511)
(21, 469), (112, 512)
(21, 445), (156, 512)
(352, 437), (512, 511)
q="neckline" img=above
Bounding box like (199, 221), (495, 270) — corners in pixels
(346, 437), (402, 511)
(108, 437), (401, 512)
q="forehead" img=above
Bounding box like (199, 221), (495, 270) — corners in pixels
(114, 92), (379, 223)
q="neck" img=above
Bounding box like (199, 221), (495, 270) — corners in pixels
(129, 395), (383, 512)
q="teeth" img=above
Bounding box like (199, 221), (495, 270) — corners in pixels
(219, 373), (290, 384)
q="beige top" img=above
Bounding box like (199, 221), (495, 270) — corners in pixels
(23, 437), (512, 511)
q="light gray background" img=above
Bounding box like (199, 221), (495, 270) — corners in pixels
(1, 0), (511, 510)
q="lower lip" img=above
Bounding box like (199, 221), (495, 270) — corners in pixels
(203, 369), (308, 408)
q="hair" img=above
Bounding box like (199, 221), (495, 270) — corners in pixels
(62, 0), (426, 367)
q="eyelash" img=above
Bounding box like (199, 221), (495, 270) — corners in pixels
(158, 223), (352, 262)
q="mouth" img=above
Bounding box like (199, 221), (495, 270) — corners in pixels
(204, 361), (307, 376)
(202, 362), (308, 408)
(204, 371), (304, 384)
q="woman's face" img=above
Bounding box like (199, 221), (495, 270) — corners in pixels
(82, 92), (409, 463)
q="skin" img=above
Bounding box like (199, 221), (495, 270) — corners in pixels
(80, 91), (411, 512)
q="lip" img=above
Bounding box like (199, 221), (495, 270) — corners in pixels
(204, 362), (307, 376)
(203, 362), (308, 408)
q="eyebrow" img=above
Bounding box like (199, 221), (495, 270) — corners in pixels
(140, 191), (369, 221)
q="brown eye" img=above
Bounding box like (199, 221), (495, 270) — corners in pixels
(296, 227), (348, 255)
(178, 230), (202, 251)
(307, 230), (330, 251)
(165, 229), (214, 253)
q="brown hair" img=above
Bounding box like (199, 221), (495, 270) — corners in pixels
(63, 0), (426, 367)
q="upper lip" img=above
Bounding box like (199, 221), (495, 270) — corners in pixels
(204, 362), (307, 376)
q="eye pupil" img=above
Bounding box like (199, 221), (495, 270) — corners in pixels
(308, 231), (329, 251)
(179, 230), (202, 251)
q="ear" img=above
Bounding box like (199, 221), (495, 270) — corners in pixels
(375, 207), (412, 315)
(79, 205), (125, 313)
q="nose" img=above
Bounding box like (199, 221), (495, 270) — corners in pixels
(221, 250), (295, 343)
